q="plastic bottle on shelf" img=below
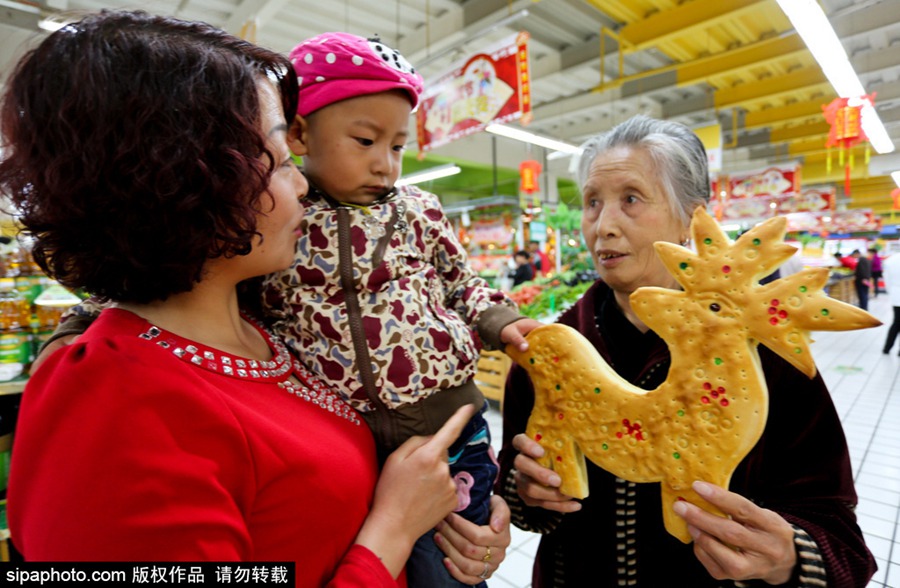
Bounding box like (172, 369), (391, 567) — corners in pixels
(0, 277), (32, 382)
(32, 282), (82, 362)
(15, 248), (44, 307)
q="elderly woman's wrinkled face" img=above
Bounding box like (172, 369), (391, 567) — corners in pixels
(581, 145), (687, 295)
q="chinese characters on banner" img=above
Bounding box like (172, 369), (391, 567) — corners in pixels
(709, 164), (802, 221)
(470, 218), (513, 248)
(784, 210), (881, 234)
(709, 166), (879, 234)
(779, 187), (836, 214)
(416, 33), (532, 153)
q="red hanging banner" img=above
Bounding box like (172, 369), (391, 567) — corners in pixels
(416, 33), (532, 153)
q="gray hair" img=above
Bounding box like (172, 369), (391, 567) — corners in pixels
(575, 115), (710, 226)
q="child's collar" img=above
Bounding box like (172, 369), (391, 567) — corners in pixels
(305, 177), (397, 211)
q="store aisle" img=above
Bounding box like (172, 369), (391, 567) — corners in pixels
(485, 292), (900, 588)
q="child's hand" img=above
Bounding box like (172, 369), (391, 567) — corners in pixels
(500, 319), (543, 352)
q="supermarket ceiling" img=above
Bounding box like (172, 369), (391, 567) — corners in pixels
(2, 0), (900, 213)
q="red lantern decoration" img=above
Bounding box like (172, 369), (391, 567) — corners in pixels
(519, 159), (542, 194)
(822, 94), (875, 197)
(891, 187), (900, 210)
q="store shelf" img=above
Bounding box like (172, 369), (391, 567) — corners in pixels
(0, 376), (25, 396)
(825, 273), (857, 305)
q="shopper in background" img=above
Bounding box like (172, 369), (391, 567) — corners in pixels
(510, 250), (535, 288)
(496, 115), (876, 587)
(834, 251), (857, 270)
(851, 249), (872, 310)
(1, 11), (510, 583)
(882, 252), (900, 354)
(528, 240), (551, 277)
(868, 246), (883, 297)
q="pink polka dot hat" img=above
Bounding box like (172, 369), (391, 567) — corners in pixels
(289, 32), (424, 117)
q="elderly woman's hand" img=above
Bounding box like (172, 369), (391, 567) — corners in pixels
(511, 433), (583, 513)
(673, 481), (797, 584)
(435, 495), (511, 583)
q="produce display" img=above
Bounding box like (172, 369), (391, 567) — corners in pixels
(508, 271), (597, 319)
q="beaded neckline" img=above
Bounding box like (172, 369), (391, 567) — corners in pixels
(136, 317), (293, 381)
(135, 316), (361, 425)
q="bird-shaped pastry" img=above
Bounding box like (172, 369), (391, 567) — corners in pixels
(507, 207), (880, 543)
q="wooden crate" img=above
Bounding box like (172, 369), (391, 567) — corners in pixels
(474, 349), (512, 407)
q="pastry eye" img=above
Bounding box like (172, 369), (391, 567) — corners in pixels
(709, 303), (721, 312)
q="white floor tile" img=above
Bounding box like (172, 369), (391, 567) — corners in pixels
(859, 513), (898, 541)
(862, 464), (900, 481)
(866, 534), (895, 562)
(872, 558), (888, 584)
(887, 562), (900, 588)
(857, 484), (900, 508)
(859, 473), (900, 494)
(491, 546), (536, 587)
(858, 499), (900, 523)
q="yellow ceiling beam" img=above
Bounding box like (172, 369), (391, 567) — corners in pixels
(715, 68), (830, 109)
(796, 146), (878, 185)
(769, 121), (831, 143)
(744, 102), (826, 130)
(583, 0), (641, 24)
(615, 0), (769, 51)
(785, 137), (834, 157)
(843, 177), (894, 213)
(677, 35), (807, 86)
(784, 140), (880, 164)
(803, 144), (872, 164)
(594, 34), (810, 95)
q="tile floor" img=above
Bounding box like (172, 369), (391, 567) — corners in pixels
(483, 292), (900, 588)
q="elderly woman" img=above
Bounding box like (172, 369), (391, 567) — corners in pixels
(2, 11), (508, 585)
(495, 115), (876, 586)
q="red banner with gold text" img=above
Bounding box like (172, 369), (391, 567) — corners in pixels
(416, 33), (532, 153)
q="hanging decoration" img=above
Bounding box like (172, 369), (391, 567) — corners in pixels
(238, 18), (257, 43)
(519, 159), (542, 194)
(822, 94), (875, 197)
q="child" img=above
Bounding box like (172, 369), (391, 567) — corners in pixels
(265, 33), (540, 586)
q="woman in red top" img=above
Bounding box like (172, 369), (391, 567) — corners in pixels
(0, 11), (508, 585)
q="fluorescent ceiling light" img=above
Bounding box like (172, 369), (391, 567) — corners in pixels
(775, 0), (894, 154)
(38, 18), (66, 32)
(547, 150), (576, 161)
(485, 124), (583, 156)
(891, 171), (900, 188)
(395, 163), (461, 186)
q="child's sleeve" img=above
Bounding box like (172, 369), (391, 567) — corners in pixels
(38, 296), (108, 353)
(423, 191), (526, 349)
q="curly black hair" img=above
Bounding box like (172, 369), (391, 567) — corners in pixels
(0, 10), (299, 303)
